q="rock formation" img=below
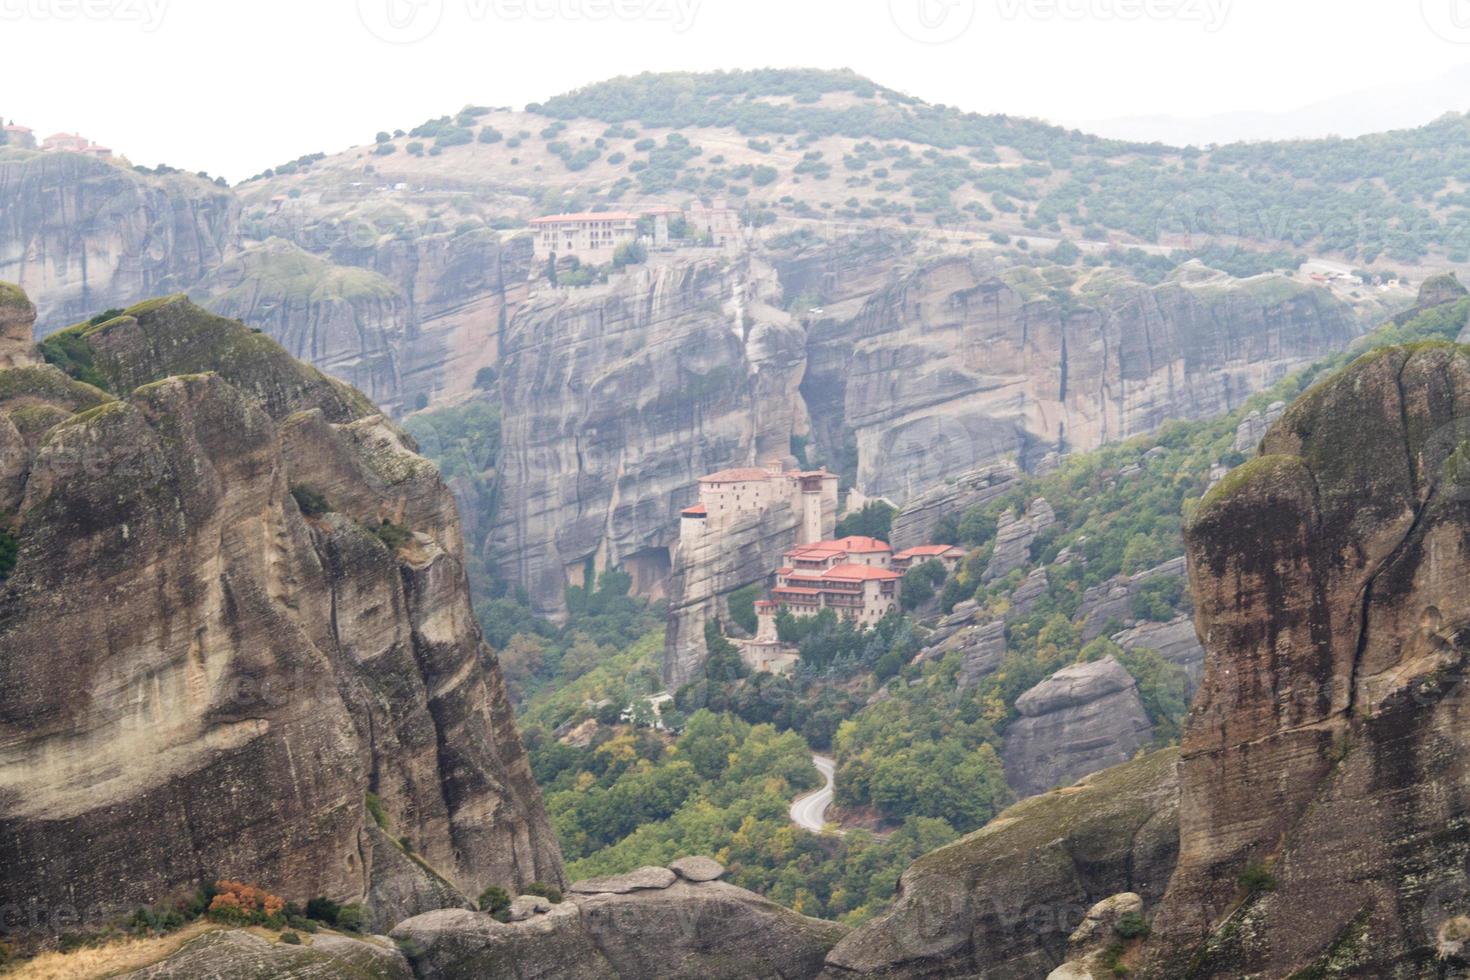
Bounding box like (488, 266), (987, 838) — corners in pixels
(1045, 893), (1147, 979)
(0, 152), (238, 328)
(392, 858), (848, 979)
(820, 749), (1179, 979)
(1076, 556), (1187, 640)
(195, 238), (412, 412)
(1111, 616), (1206, 693)
(490, 256), (808, 616)
(1146, 341), (1470, 976)
(887, 462), (1020, 550)
(925, 617), (1007, 689)
(476, 242), (1357, 616)
(202, 229), (535, 414)
(662, 495), (809, 688)
(117, 929), (415, 979)
(0, 282), (39, 369)
(0, 288), (562, 939)
(983, 498), (1057, 582)
(1001, 656), (1154, 798)
(1230, 399), (1285, 453)
(798, 256), (1360, 503)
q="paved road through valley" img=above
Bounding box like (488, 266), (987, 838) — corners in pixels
(790, 754), (839, 834)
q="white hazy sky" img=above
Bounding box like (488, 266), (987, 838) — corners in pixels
(3, 0), (1470, 181)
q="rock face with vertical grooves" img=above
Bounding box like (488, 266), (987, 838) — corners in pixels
(0, 152), (238, 327)
(0, 287), (562, 938)
(195, 238), (411, 412)
(798, 255), (1361, 502)
(1139, 341), (1470, 977)
(490, 256), (809, 617)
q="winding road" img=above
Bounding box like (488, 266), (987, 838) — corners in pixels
(790, 754), (840, 834)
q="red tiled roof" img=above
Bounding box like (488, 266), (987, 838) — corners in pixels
(774, 567), (793, 575)
(821, 564), (901, 582)
(529, 211), (639, 224)
(699, 467), (778, 483)
(786, 545), (845, 558)
(681, 504), (707, 516)
(827, 536), (892, 553)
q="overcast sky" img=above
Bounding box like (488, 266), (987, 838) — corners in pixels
(4, 0), (1470, 181)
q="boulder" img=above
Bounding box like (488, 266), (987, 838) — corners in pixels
(1110, 616), (1206, 693)
(569, 866), (678, 895)
(668, 855), (725, 882)
(1002, 657), (1153, 797)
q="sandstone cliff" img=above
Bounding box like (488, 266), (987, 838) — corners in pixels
(1146, 341), (1470, 976)
(797, 255), (1360, 504)
(0, 152), (237, 328)
(490, 243), (1357, 622)
(195, 238), (411, 412)
(663, 498), (808, 688)
(490, 255), (808, 617)
(0, 288), (562, 939)
(208, 224), (535, 413)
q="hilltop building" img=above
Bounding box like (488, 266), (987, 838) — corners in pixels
(528, 199), (745, 262)
(3, 124), (35, 149)
(687, 198), (742, 247)
(530, 211), (639, 261)
(668, 461), (839, 681)
(742, 534), (961, 674)
(640, 203), (683, 247)
(39, 132), (111, 158)
(679, 463), (839, 546)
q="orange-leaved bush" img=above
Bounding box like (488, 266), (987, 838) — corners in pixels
(207, 880), (286, 925)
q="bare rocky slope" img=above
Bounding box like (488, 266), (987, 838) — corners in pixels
(0, 285), (563, 940)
